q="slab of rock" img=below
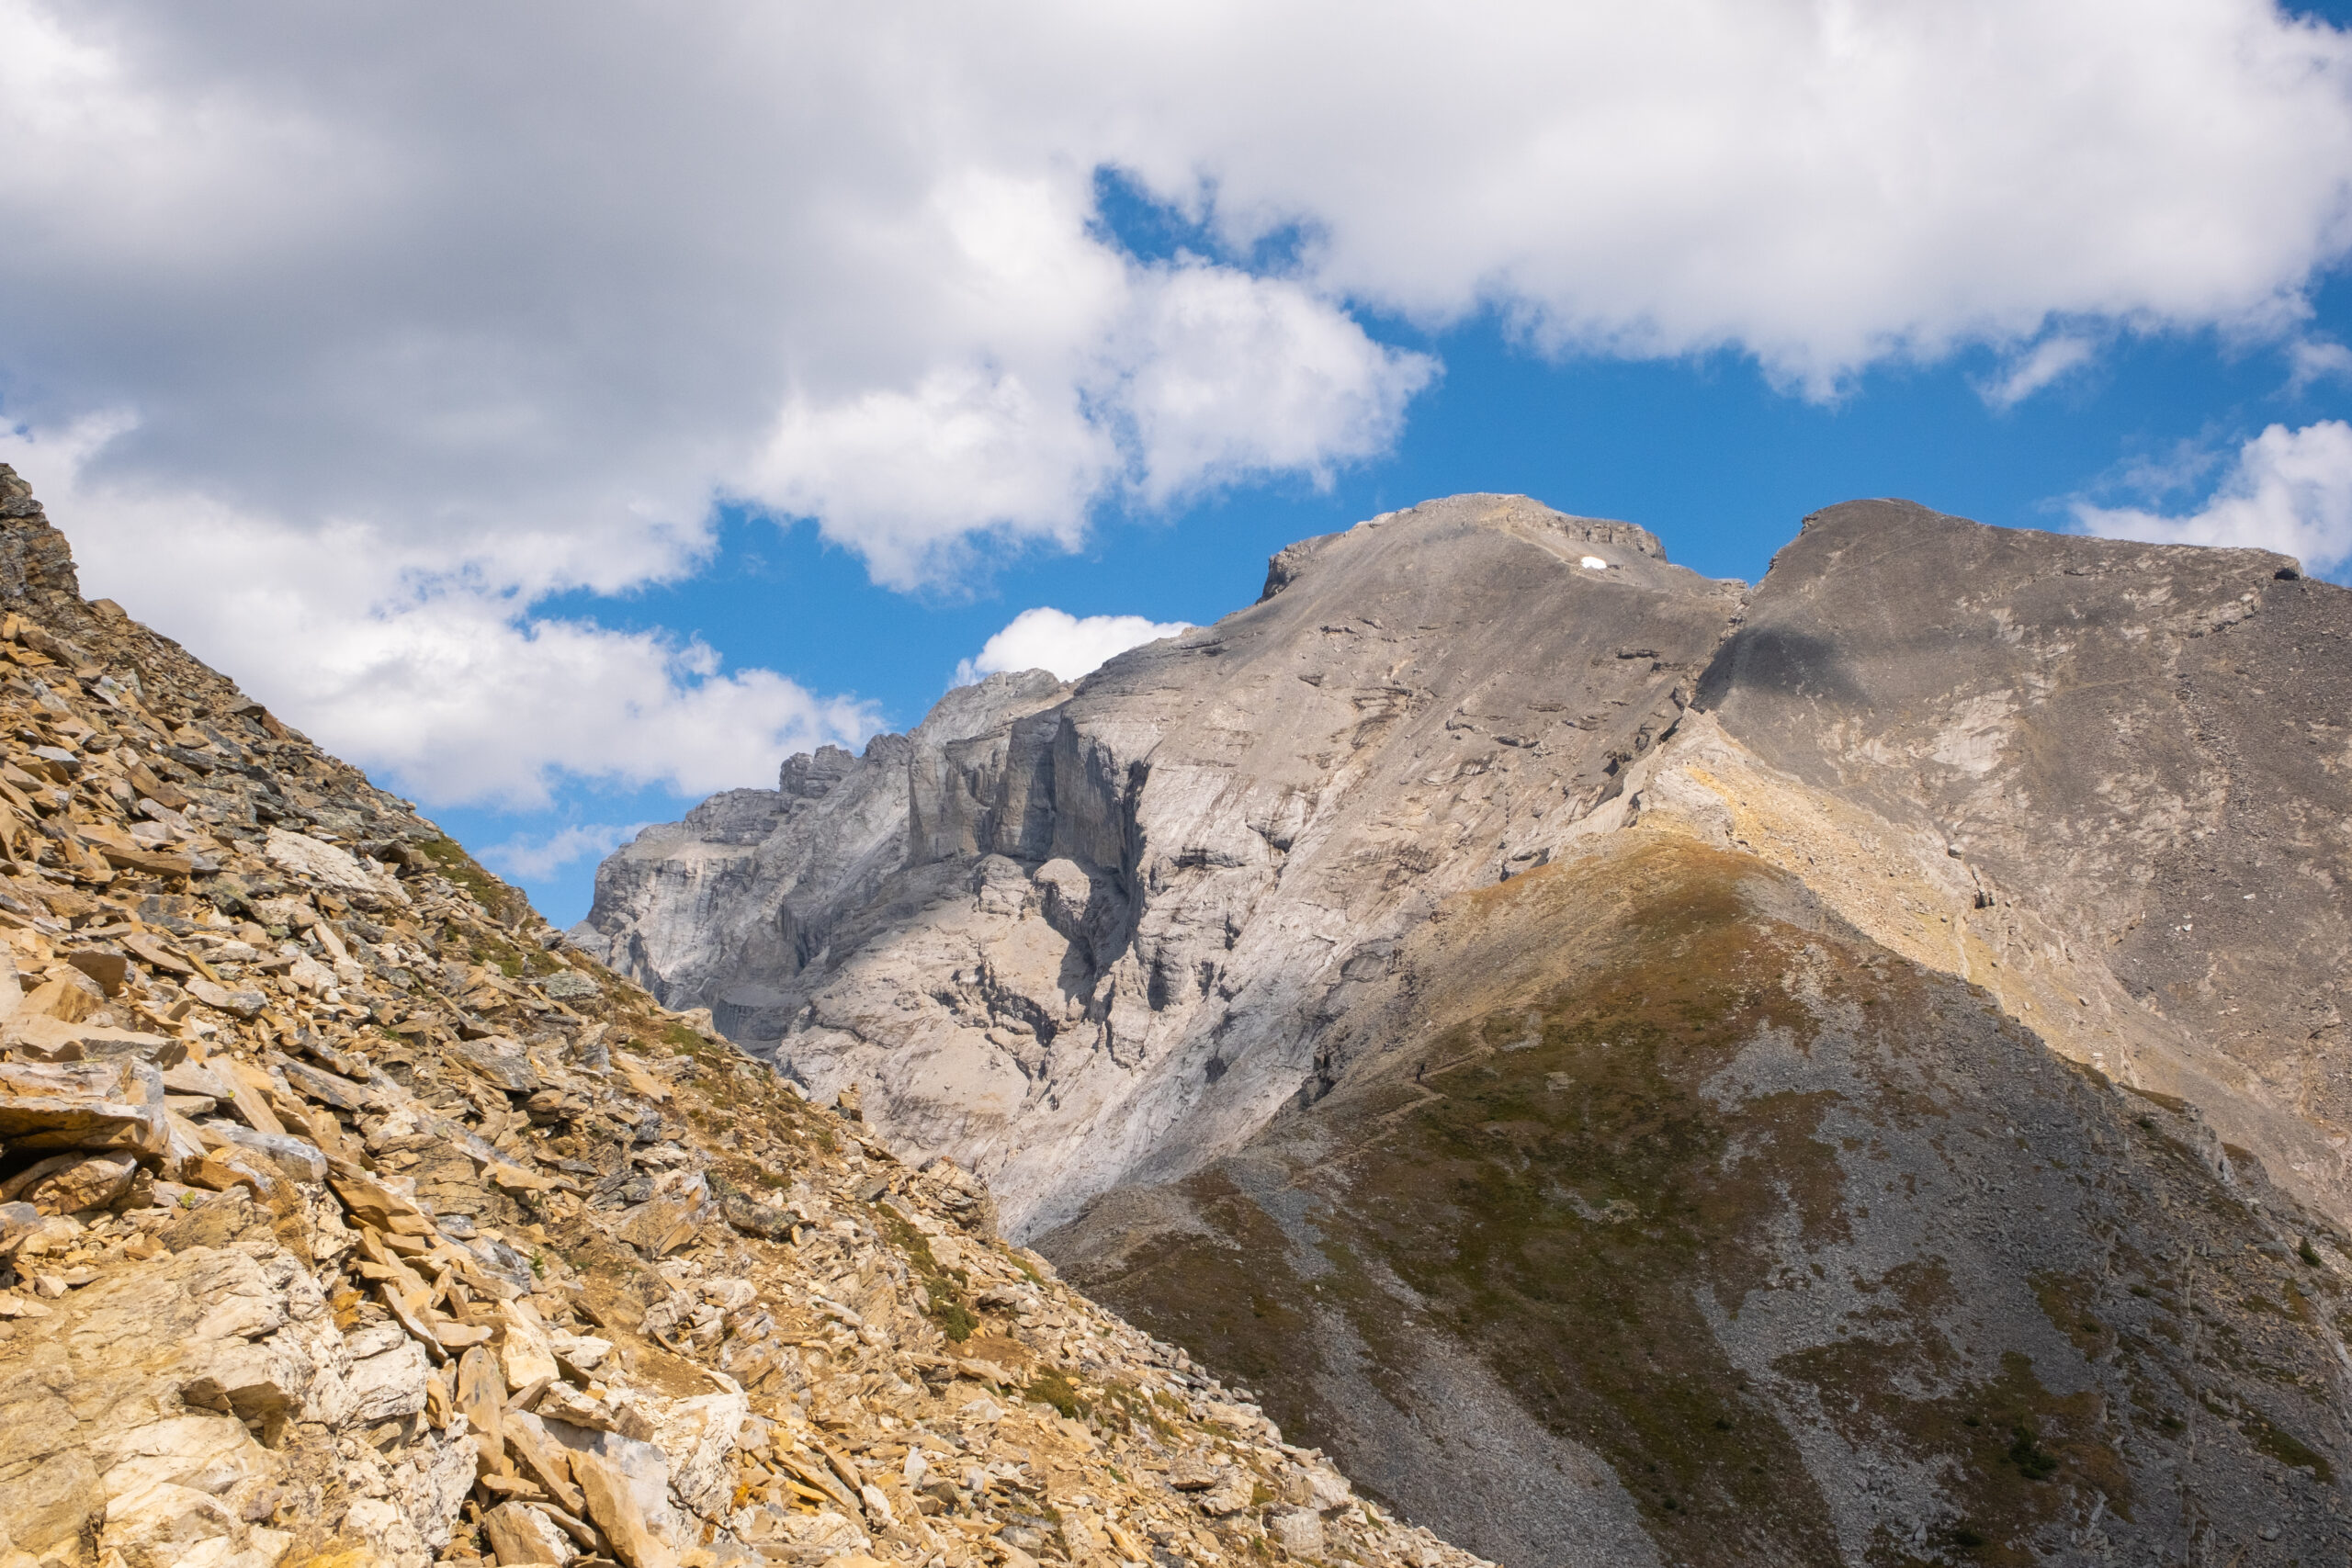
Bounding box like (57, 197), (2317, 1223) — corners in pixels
(482, 1498), (577, 1563)
(0, 1056), (167, 1156)
(1, 1013), (177, 1064)
(185, 976), (267, 1020)
(195, 1120), (327, 1183)
(263, 825), (411, 908)
(569, 1444), (676, 1568)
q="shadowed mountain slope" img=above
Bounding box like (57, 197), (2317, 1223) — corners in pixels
(1049, 831), (2352, 1566)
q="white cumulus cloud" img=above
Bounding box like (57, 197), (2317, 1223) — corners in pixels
(1976, 334), (2100, 410)
(481, 824), (646, 882)
(2074, 421), (2352, 575)
(2289, 338), (2352, 393)
(0, 422), (878, 807)
(955, 607), (1193, 687)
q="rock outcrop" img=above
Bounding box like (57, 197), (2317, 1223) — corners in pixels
(0, 461), (1479, 1568)
(586, 491), (2352, 1565)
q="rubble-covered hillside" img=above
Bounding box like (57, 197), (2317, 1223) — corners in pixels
(0, 464), (1488, 1568)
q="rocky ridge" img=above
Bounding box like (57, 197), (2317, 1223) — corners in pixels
(0, 461), (1480, 1568)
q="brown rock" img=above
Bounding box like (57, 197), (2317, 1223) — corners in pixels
(121, 929), (192, 975)
(613, 1176), (711, 1259)
(458, 1344), (512, 1478)
(481, 1498), (575, 1564)
(14, 1150), (137, 1213)
(569, 1447), (677, 1568)
(216, 1058), (288, 1136)
(63, 949), (127, 996)
(3, 1014), (178, 1064)
(11, 975), (99, 1025)
(0, 1056), (167, 1156)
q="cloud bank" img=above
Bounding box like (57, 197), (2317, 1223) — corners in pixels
(3, 0), (2349, 801)
(2075, 421), (2352, 575)
(956, 608), (1194, 687)
(481, 824), (647, 883)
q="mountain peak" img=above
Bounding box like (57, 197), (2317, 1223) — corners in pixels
(589, 491), (2352, 1566)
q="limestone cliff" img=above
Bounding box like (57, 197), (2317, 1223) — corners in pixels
(577, 497), (1737, 1235)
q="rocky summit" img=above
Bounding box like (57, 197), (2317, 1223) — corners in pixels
(585, 492), (2352, 1565)
(0, 461), (1485, 1568)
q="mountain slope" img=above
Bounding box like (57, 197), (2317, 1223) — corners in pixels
(0, 463), (1485, 1568)
(584, 490), (2352, 1565)
(1701, 499), (2352, 1219)
(1049, 829), (2352, 1566)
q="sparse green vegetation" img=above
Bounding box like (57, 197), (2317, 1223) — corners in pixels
(877, 1209), (978, 1342)
(1024, 1366), (1085, 1419)
(2247, 1416), (2334, 1483)
(416, 835), (530, 922)
(2006, 1422), (2058, 1481)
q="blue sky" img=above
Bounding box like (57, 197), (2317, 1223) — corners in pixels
(5, 2), (2352, 926)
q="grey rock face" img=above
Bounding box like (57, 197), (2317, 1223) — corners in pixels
(577, 495), (1736, 1233)
(1701, 500), (2352, 1221)
(582, 493), (2352, 1240)
(575, 669), (1072, 1052)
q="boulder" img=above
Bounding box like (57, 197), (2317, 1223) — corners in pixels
(453, 1036), (541, 1094)
(195, 1121), (328, 1183)
(185, 977), (267, 1020)
(10, 1149), (138, 1213)
(0, 1057), (167, 1156)
(495, 1298), (561, 1392)
(637, 1384), (749, 1520)
(1269, 1507), (1327, 1556)
(1199, 1470), (1254, 1517)
(569, 1444), (676, 1568)
(345, 1336), (432, 1425)
(482, 1498), (577, 1564)
(613, 1169), (711, 1258)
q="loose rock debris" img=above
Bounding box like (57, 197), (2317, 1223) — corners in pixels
(0, 461), (1493, 1568)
